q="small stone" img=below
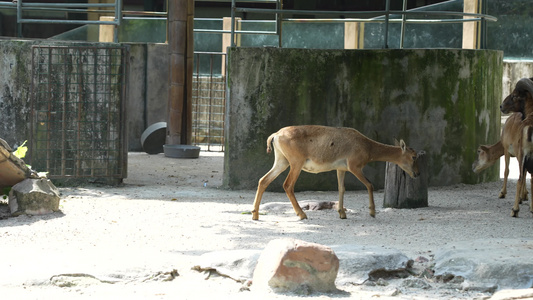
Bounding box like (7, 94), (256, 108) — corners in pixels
(415, 256), (429, 263)
(389, 288), (402, 296)
(401, 278), (432, 289)
(376, 278), (389, 286)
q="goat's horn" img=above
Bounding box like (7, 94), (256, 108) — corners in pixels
(516, 78), (533, 95)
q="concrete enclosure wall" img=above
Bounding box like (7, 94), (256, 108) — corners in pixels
(224, 48), (503, 191)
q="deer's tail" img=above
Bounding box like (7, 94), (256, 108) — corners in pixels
(266, 134), (275, 154)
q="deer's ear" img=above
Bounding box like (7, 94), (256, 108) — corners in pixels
(400, 139), (406, 153)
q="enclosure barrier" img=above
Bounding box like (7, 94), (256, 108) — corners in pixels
(29, 45), (128, 183)
(229, 0), (497, 49)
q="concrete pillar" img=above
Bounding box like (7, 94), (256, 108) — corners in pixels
(344, 22), (364, 49)
(463, 0), (481, 49)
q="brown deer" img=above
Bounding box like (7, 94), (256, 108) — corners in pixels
(472, 112), (528, 201)
(500, 78), (533, 217)
(252, 125), (420, 220)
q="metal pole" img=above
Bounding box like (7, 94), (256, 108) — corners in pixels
(384, 0), (390, 48)
(16, 0), (22, 37)
(114, 0), (122, 42)
(116, 0), (123, 24)
(277, 0), (282, 48)
(231, 0), (235, 47)
(480, 0), (486, 49)
(400, 0), (407, 48)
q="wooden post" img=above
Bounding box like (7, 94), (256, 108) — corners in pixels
(344, 22), (364, 49)
(383, 151), (428, 208)
(167, 0), (194, 145)
(462, 0), (481, 49)
(99, 16), (115, 42)
(89, 0), (114, 42)
(222, 17), (241, 76)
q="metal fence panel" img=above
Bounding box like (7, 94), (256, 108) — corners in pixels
(29, 45), (128, 182)
(192, 52), (226, 152)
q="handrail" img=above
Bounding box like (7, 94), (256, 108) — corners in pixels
(0, 0), (498, 49)
(230, 0), (497, 49)
(232, 8), (497, 23)
(0, 0), (123, 31)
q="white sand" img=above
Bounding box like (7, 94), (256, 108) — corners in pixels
(0, 152), (531, 299)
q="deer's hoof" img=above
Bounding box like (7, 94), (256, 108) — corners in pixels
(252, 211), (259, 221)
(498, 192), (505, 199)
(298, 212), (308, 220)
(511, 209), (519, 218)
(370, 211), (376, 218)
(338, 210), (347, 219)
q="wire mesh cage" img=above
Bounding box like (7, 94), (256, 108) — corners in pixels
(192, 52), (226, 152)
(29, 45), (128, 183)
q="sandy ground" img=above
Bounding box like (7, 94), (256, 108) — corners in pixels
(1, 151), (533, 299)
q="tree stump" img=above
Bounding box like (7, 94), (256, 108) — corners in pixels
(383, 151), (428, 208)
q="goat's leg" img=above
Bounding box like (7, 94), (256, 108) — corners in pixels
(517, 154), (528, 204)
(336, 170), (347, 219)
(500, 153), (511, 198)
(349, 166), (375, 218)
(252, 157), (289, 220)
(512, 162), (526, 217)
(512, 175), (524, 217)
(530, 175), (533, 214)
(527, 174), (532, 202)
(520, 175), (529, 204)
(283, 163), (307, 220)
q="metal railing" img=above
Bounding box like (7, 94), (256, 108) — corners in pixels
(229, 0), (498, 49)
(0, 0), (123, 38)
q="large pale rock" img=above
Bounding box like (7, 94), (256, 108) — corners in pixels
(9, 178), (60, 216)
(252, 238), (339, 293)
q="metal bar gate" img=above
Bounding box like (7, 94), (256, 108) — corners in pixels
(29, 45), (128, 184)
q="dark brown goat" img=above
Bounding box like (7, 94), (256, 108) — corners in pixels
(500, 78), (533, 217)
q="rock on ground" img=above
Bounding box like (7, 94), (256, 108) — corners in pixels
(252, 238), (339, 294)
(9, 178), (60, 216)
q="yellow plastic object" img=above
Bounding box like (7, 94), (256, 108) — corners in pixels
(0, 141), (31, 189)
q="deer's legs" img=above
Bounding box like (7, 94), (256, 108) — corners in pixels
(349, 166), (375, 218)
(252, 156), (289, 220)
(336, 170), (347, 219)
(500, 153), (510, 198)
(283, 163), (307, 220)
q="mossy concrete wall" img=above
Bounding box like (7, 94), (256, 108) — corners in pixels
(0, 40), (33, 149)
(224, 48), (503, 191)
(0, 40), (166, 153)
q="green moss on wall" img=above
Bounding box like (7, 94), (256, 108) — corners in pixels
(225, 48), (503, 191)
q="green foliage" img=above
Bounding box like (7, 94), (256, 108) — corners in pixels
(13, 140), (27, 159)
(1, 187), (10, 200)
